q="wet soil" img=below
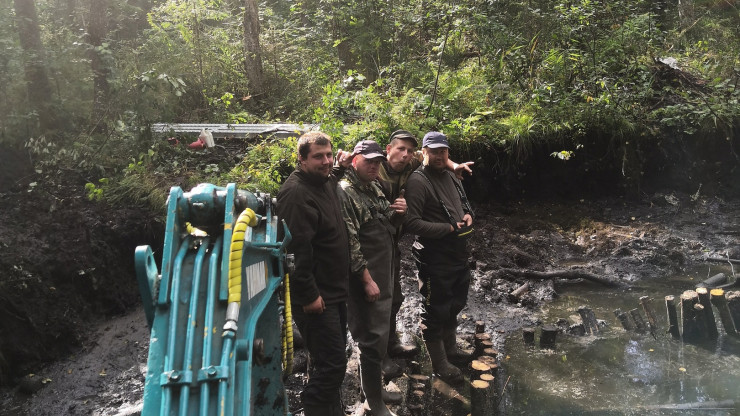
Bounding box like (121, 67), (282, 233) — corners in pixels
(1, 146), (738, 415)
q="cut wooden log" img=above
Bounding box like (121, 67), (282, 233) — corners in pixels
(432, 378), (470, 407)
(540, 326), (558, 348)
(665, 296), (681, 339)
(474, 332), (491, 351)
(614, 308), (635, 331)
(407, 360), (421, 375)
(693, 304), (709, 339)
(629, 308), (647, 333)
(408, 374), (431, 393)
(508, 283), (530, 302)
(499, 268), (622, 287)
(522, 327), (535, 345)
(710, 289), (738, 336)
(697, 273), (728, 288)
(482, 348), (499, 360)
(728, 291), (740, 327)
(568, 323), (586, 336)
(407, 389), (425, 416)
(471, 379), (492, 416)
(407, 382), (425, 397)
(475, 340), (494, 357)
(639, 296), (659, 336)
(577, 306), (600, 334)
(681, 290), (701, 341)
(477, 355), (497, 368)
(475, 320), (486, 334)
(695, 287), (718, 339)
(470, 359), (492, 379)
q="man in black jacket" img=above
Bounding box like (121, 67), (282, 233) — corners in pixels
(404, 131), (474, 384)
(277, 131), (354, 416)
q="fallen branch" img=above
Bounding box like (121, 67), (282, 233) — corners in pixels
(499, 268), (622, 287)
(704, 256), (740, 264)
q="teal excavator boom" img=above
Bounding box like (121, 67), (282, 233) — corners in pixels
(135, 183), (293, 416)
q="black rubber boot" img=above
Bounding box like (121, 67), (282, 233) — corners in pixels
(425, 338), (463, 385)
(443, 326), (473, 365)
(360, 359), (397, 416)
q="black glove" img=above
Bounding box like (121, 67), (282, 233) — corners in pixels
(454, 224), (474, 238)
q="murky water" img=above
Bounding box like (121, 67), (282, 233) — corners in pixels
(502, 265), (740, 415)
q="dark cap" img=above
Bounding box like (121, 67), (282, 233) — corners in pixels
(422, 131), (449, 149)
(389, 130), (418, 147)
(353, 140), (387, 160)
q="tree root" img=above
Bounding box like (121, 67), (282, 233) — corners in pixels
(499, 268), (622, 287)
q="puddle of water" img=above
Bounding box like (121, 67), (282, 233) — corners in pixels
(502, 265), (740, 415)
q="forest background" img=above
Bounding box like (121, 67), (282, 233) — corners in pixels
(2, 0), (739, 203)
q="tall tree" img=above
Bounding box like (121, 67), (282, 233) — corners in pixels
(13, 0), (56, 133)
(88, 0), (110, 129)
(243, 0), (265, 98)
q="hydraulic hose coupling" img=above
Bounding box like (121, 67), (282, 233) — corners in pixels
(223, 302), (240, 335)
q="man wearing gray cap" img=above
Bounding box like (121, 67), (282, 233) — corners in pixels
(339, 140), (407, 416)
(378, 131), (473, 364)
(403, 131), (474, 384)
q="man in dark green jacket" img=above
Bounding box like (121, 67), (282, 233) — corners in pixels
(277, 131), (354, 416)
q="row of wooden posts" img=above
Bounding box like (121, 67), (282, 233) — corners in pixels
(613, 288), (740, 341)
(405, 320), (501, 416)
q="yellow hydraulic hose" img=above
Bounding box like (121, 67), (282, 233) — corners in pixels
(282, 273), (294, 375)
(228, 209), (258, 304)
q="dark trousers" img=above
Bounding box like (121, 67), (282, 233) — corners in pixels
(292, 302), (348, 407)
(417, 263), (470, 340)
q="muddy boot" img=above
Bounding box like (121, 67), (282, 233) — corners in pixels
(303, 402), (334, 416)
(382, 355), (403, 381)
(425, 338), (463, 385)
(387, 332), (419, 358)
(382, 386), (403, 405)
(360, 360), (398, 416)
(443, 326), (472, 366)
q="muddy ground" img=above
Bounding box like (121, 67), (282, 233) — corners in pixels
(0, 145), (738, 415)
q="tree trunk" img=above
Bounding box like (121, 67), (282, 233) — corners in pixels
(13, 0), (56, 133)
(88, 0), (110, 129)
(243, 0), (265, 98)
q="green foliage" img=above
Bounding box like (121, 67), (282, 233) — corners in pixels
(225, 137), (298, 194)
(1, 0), (739, 196)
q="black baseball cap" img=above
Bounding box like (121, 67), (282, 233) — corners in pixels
(389, 130), (418, 147)
(422, 131), (449, 149)
(353, 140), (387, 160)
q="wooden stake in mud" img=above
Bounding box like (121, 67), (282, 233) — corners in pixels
(681, 290), (701, 342)
(477, 354), (497, 368)
(693, 304), (709, 339)
(471, 379), (492, 416)
(695, 287), (718, 339)
(470, 360), (492, 380)
(629, 308), (647, 333)
(614, 308), (635, 331)
(540, 326), (558, 348)
(475, 320), (486, 334)
(522, 327), (535, 345)
(577, 306), (600, 334)
(407, 389), (425, 416)
(476, 340), (494, 358)
(482, 348), (499, 361)
(639, 296), (659, 336)
(479, 373), (497, 415)
(727, 291), (740, 328)
(709, 289), (737, 336)
(665, 296), (681, 339)
(475, 332), (492, 352)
